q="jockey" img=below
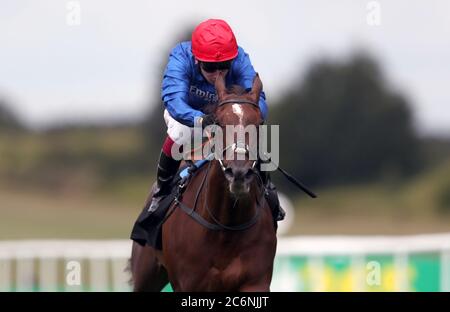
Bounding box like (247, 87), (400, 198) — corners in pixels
(148, 18), (283, 223)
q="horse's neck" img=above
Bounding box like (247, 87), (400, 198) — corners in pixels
(203, 162), (257, 226)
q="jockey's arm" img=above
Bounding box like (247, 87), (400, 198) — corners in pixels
(233, 47), (268, 121)
(161, 44), (203, 127)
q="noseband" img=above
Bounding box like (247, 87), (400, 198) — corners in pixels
(216, 142), (257, 173)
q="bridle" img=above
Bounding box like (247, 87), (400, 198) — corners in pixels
(217, 98), (259, 108)
(173, 98), (266, 231)
(216, 141), (257, 173)
(214, 98), (261, 175)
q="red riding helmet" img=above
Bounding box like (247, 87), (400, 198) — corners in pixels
(191, 19), (238, 62)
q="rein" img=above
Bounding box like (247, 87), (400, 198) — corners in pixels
(175, 160), (266, 231)
(217, 99), (317, 199)
(174, 107), (266, 231)
(172, 96), (316, 230)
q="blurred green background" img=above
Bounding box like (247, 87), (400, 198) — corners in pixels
(2, 2), (450, 292)
(1, 1), (450, 240)
(2, 48), (450, 239)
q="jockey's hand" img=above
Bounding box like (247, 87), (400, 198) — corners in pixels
(200, 114), (216, 129)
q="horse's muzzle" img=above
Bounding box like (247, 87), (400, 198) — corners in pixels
(224, 167), (255, 196)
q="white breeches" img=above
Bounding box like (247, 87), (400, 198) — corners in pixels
(164, 109), (193, 146)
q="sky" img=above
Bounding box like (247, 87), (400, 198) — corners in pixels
(0, 0), (449, 136)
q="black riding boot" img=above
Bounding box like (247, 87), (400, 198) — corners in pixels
(147, 150), (181, 213)
(259, 168), (286, 223)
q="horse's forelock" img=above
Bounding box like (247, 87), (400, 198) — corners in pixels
(214, 84), (261, 126)
(226, 85), (247, 95)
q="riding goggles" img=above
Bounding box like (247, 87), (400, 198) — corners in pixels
(200, 60), (232, 73)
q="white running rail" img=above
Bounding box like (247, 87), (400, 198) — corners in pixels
(1, 234), (450, 291)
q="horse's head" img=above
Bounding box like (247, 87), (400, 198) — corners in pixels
(212, 71), (263, 197)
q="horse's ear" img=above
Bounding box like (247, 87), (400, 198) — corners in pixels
(215, 71), (227, 100)
(250, 73), (263, 103)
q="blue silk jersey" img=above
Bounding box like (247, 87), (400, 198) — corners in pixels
(161, 41), (268, 127)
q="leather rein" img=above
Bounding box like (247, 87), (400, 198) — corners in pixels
(174, 98), (266, 231)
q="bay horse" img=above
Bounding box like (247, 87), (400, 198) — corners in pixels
(130, 72), (277, 291)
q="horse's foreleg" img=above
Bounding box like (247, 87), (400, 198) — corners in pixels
(130, 241), (169, 292)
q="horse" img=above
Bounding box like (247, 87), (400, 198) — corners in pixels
(130, 72), (277, 292)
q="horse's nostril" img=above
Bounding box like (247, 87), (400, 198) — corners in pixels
(224, 168), (233, 179)
(224, 167), (254, 182)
